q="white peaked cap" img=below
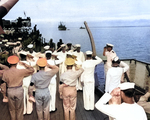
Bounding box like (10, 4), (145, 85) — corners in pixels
(61, 44), (66, 47)
(118, 82), (135, 90)
(107, 43), (114, 47)
(5, 44), (9, 47)
(7, 42), (13, 45)
(19, 51), (27, 56)
(44, 45), (50, 50)
(13, 43), (17, 45)
(45, 50), (52, 54)
(86, 51), (93, 55)
(113, 56), (119, 62)
(27, 44), (33, 48)
(0, 34), (4, 38)
(16, 41), (21, 44)
(18, 38), (22, 40)
(5, 39), (8, 42)
(75, 44), (81, 47)
(2, 39), (8, 42)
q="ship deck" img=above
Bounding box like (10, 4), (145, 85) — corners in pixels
(0, 88), (108, 120)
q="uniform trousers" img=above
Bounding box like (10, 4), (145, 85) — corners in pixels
(23, 85), (33, 114)
(83, 82), (95, 110)
(62, 86), (77, 120)
(7, 86), (24, 120)
(76, 77), (82, 91)
(35, 88), (50, 120)
(59, 84), (65, 99)
(48, 81), (56, 111)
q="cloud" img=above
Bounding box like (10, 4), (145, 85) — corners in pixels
(3, 0), (150, 23)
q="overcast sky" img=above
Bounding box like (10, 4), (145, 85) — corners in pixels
(3, 0), (150, 23)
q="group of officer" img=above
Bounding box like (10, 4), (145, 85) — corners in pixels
(100, 43), (147, 120)
(0, 38), (148, 120)
(0, 39), (103, 120)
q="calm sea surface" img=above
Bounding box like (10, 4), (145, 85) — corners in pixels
(38, 23), (150, 63)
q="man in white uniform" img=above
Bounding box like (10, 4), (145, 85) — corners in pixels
(45, 51), (62, 112)
(105, 56), (129, 94)
(105, 57), (129, 120)
(103, 43), (117, 73)
(95, 82), (147, 120)
(81, 51), (102, 110)
(57, 44), (67, 76)
(16, 51), (33, 115)
(26, 44), (38, 73)
(73, 44), (85, 62)
(73, 44), (85, 90)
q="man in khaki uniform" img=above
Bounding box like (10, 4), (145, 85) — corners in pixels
(60, 58), (84, 120)
(2, 55), (34, 120)
(28, 58), (59, 120)
(0, 63), (9, 102)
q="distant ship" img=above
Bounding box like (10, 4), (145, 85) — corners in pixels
(58, 22), (67, 30)
(80, 26), (85, 29)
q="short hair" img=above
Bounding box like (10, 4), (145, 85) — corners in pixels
(20, 54), (26, 60)
(122, 88), (135, 98)
(112, 59), (120, 64)
(16, 43), (20, 46)
(39, 66), (45, 70)
(86, 54), (92, 58)
(46, 53), (51, 59)
(67, 65), (73, 67)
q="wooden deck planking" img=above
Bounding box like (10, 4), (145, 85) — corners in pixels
(0, 89), (109, 120)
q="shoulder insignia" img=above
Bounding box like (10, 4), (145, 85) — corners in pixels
(112, 50), (114, 53)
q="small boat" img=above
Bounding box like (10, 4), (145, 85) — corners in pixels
(80, 26), (85, 29)
(58, 22), (67, 30)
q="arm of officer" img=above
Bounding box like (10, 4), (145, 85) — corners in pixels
(120, 61), (129, 73)
(19, 62), (34, 76)
(46, 64), (59, 77)
(0, 63), (9, 70)
(95, 88), (120, 118)
(0, 81), (8, 102)
(95, 56), (102, 64)
(105, 70), (111, 93)
(103, 47), (107, 56)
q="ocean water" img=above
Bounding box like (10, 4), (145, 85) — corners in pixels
(37, 23), (150, 63)
(91, 26), (150, 63)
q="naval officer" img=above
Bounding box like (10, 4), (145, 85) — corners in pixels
(81, 51), (102, 110)
(73, 44), (85, 90)
(2, 55), (34, 120)
(95, 82), (147, 120)
(105, 56), (129, 94)
(28, 58), (59, 120)
(60, 57), (84, 120)
(103, 43), (117, 73)
(45, 51), (62, 112)
(105, 56), (129, 120)
(16, 51), (33, 115)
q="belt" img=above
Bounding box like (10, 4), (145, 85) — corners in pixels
(63, 84), (76, 87)
(36, 87), (48, 90)
(8, 85), (22, 89)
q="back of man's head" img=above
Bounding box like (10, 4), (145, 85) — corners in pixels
(122, 88), (135, 98)
(46, 53), (51, 59)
